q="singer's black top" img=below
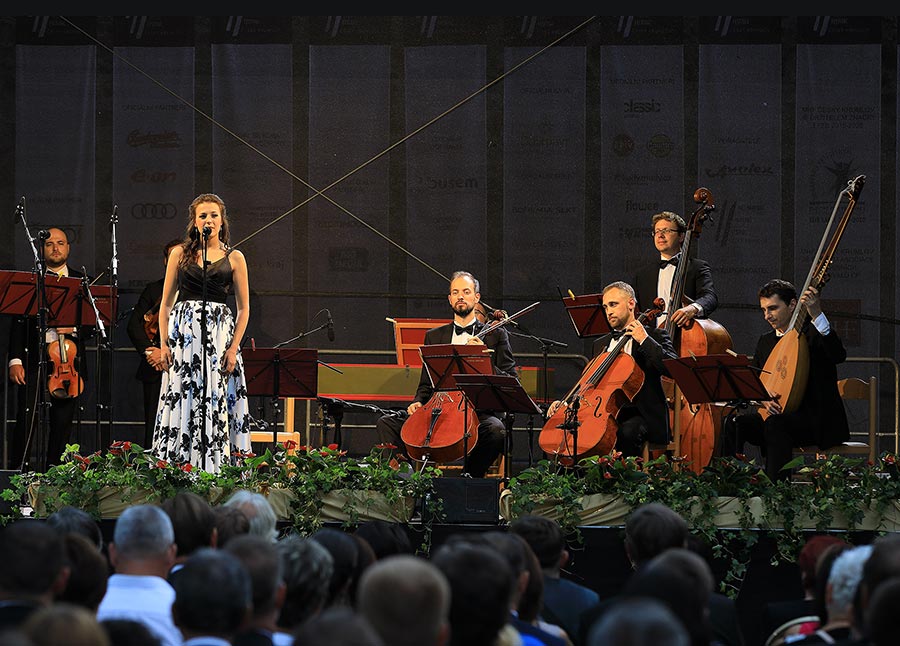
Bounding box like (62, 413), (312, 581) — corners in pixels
(176, 253), (232, 304)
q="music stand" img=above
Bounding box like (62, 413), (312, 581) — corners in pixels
(454, 373), (542, 481)
(420, 344), (493, 473)
(562, 293), (611, 338)
(243, 348), (318, 454)
(664, 353), (772, 407)
(0, 271), (79, 321)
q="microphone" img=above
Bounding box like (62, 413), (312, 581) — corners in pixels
(326, 310), (335, 342)
(16, 196), (25, 214)
(202, 225), (212, 238)
(38, 229), (51, 240)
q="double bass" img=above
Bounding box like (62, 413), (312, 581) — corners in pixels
(538, 303), (662, 461)
(759, 174), (865, 418)
(662, 188), (733, 473)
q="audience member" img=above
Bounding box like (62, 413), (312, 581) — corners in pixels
(354, 520), (413, 559)
(213, 503), (251, 548)
(159, 491), (218, 568)
(357, 554), (450, 646)
(432, 539), (515, 646)
(58, 533), (109, 612)
(685, 533), (743, 646)
(100, 618), (163, 646)
(510, 514), (599, 642)
(225, 534), (288, 646)
(291, 606), (384, 646)
(95, 504), (180, 646)
(21, 602), (111, 646)
(849, 534), (900, 642)
(276, 535), (334, 633)
(350, 533), (377, 606)
(586, 597), (689, 646)
(0, 520), (70, 630)
(310, 527), (360, 608)
(865, 576), (900, 646)
(171, 547), (252, 644)
(223, 490), (279, 542)
(46, 505), (104, 551)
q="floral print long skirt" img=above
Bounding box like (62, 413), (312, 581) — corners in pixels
(152, 299), (251, 473)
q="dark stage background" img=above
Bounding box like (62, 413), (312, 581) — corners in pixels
(0, 16), (897, 462)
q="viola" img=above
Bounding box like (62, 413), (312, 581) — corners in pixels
(661, 187), (733, 473)
(538, 303), (662, 462)
(47, 332), (84, 399)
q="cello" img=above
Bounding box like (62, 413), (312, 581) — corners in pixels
(759, 174), (865, 419)
(400, 302), (539, 464)
(539, 303), (662, 461)
(662, 188), (733, 473)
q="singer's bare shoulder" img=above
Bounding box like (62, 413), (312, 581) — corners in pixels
(227, 248), (247, 268)
(168, 245), (185, 261)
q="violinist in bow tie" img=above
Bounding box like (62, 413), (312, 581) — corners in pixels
(634, 210), (718, 328)
(374, 270), (516, 477)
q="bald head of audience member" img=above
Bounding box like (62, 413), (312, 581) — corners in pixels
(108, 504), (176, 578)
(358, 555), (450, 646)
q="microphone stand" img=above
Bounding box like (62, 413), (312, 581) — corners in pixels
(508, 326), (567, 467)
(200, 228), (210, 471)
(102, 205), (118, 450)
(82, 270), (109, 452)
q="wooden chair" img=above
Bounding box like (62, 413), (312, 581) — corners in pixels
(249, 431), (302, 455)
(389, 317), (450, 366)
(794, 376), (878, 463)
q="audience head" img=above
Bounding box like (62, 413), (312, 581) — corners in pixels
(825, 544), (872, 621)
(21, 602), (110, 646)
(109, 504), (175, 574)
(223, 490), (278, 542)
(812, 541), (853, 625)
(212, 503), (251, 548)
(171, 547), (251, 639)
(99, 619), (162, 646)
(865, 576), (900, 646)
(46, 505), (103, 551)
(432, 539), (514, 646)
(587, 597), (689, 646)
(58, 533), (109, 612)
(623, 547), (713, 646)
(292, 606), (384, 646)
(0, 519), (69, 604)
(224, 534), (285, 622)
(277, 534), (334, 631)
(855, 534), (900, 635)
(624, 502), (688, 568)
(798, 534), (850, 595)
(159, 491), (217, 559)
(509, 514), (567, 573)
(358, 554), (450, 646)
(310, 527), (360, 607)
(354, 520), (413, 560)
(349, 533), (377, 606)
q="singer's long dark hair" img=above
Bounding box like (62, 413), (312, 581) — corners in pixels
(179, 193), (229, 270)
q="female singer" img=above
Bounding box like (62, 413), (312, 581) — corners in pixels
(152, 193), (251, 472)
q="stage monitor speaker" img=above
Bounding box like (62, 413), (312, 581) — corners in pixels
(430, 477), (500, 524)
(0, 470), (21, 516)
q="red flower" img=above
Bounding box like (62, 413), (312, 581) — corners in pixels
(603, 472), (613, 479)
(327, 443), (339, 451)
(283, 440), (298, 451)
(298, 445), (308, 452)
(110, 441), (124, 449)
(180, 463), (193, 473)
(109, 448), (123, 456)
(123, 441), (132, 451)
(155, 459), (168, 468)
(375, 443), (397, 450)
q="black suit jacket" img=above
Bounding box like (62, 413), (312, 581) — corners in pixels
(634, 256), (718, 317)
(413, 322), (517, 404)
(591, 326), (676, 444)
(126, 278), (164, 383)
(8, 268), (89, 376)
(752, 325), (849, 449)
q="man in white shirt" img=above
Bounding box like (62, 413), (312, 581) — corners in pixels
(97, 504), (183, 646)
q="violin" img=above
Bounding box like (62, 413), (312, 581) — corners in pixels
(539, 303), (662, 461)
(47, 332), (84, 399)
(143, 296), (162, 342)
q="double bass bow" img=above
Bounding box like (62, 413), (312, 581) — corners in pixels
(538, 301), (663, 462)
(759, 174), (865, 419)
(662, 188), (733, 473)
(400, 301), (539, 464)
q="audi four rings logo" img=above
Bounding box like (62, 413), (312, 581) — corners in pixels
(131, 203), (177, 219)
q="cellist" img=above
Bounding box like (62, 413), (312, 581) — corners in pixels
(546, 282), (677, 457)
(374, 270), (516, 477)
(634, 211), (719, 327)
(720, 279), (849, 481)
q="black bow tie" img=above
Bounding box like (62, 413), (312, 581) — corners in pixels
(658, 257), (679, 269)
(609, 329), (626, 340)
(453, 323), (477, 336)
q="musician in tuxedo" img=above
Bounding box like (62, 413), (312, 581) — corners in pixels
(634, 211), (718, 328)
(547, 281), (677, 457)
(375, 270), (516, 478)
(7, 227), (86, 472)
(721, 279), (849, 481)
(126, 239), (183, 449)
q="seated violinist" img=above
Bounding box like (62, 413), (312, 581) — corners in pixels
(546, 281), (677, 458)
(374, 271), (516, 477)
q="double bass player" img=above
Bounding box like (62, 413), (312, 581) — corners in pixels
(374, 271), (516, 477)
(545, 282), (677, 458)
